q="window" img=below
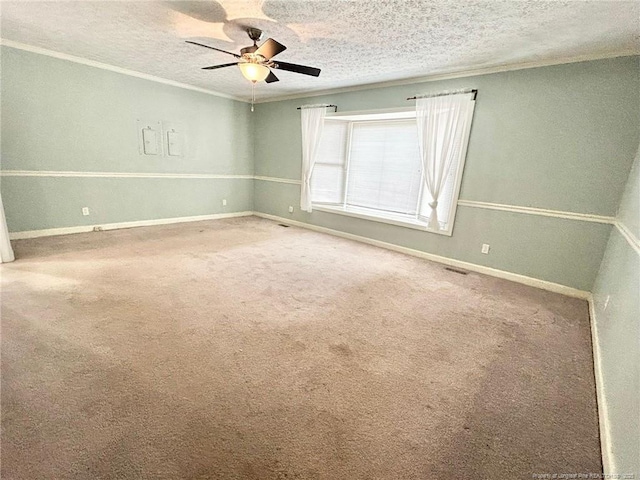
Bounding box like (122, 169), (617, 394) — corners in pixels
(310, 103), (474, 236)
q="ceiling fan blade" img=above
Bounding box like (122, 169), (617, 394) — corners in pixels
(265, 70), (279, 83)
(186, 41), (240, 59)
(202, 62), (239, 70)
(273, 61), (321, 77)
(255, 38), (286, 60)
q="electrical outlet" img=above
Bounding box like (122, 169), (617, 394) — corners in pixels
(82, 207), (90, 216)
(481, 243), (490, 254)
(222, 199), (227, 206)
(288, 206), (294, 213)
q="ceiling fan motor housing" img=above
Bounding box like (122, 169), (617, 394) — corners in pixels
(242, 28), (264, 59)
(247, 27), (263, 43)
(240, 45), (259, 56)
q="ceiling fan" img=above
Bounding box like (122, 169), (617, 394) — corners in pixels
(186, 27), (321, 84)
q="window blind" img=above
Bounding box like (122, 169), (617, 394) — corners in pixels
(308, 102), (474, 233)
(346, 120), (422, 215)
(311, 120), (348, 204)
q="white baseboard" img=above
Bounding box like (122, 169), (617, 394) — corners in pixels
(8, 209), (608, 470)
(588, 296), (614, 475)
(10, 208), (593, 300)
(257, 211), (610, 467)
(253, 212), (591, 300)
(9, 211), (254, 240)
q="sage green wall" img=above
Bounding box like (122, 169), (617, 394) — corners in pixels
(255, 180), (612, 291)
(3, 44), (638, 469)
(592, 151), (640, 475)
(253, 56), (640, 291)
(1, 177), (253, 232)
(616, 151), (640, 239)
(0, 46), (254, 231)
(2, 46), (638, 293)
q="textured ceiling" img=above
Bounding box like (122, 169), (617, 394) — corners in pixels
(1, 1), (639, 102)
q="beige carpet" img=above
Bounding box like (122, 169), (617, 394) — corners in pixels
(1, 217), (601, 479)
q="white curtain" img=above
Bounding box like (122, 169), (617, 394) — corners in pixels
(300, 106), (326, 212)
(416, 93), (473, 230)
(0, 193), (15, 263)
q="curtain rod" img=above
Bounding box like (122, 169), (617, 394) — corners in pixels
(407, 89), (477, 101)
(297, 104), (338, 112)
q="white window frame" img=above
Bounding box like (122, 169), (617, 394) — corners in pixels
(311, 106), (473, 236)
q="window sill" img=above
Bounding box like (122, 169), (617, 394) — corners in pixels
(312, 204), (452, 236)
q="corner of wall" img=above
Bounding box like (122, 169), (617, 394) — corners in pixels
(589, 145), (640, 476)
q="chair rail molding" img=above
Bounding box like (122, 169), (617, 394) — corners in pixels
(0, 170), (254, 180)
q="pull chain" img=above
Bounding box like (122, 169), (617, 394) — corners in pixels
(251, 82), (255, 112)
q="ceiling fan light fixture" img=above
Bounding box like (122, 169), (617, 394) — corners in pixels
(238, 62), (270, 83)
(188, 29), (320, 86)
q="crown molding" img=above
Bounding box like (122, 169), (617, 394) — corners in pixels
(0, 39), (248, 103)
(2, 39), (636, 106)
(254, 50), (639, 104)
